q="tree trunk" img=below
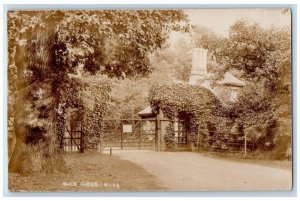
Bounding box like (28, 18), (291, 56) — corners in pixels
(9, 82), (68, 174)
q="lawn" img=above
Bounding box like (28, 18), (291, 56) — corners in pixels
(8, 152), (164, 192)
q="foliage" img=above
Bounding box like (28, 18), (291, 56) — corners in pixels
(193, 20), (291, 152)
(80, 78), (112, 145)
(56, 76), (112, 148)
(164, 123), (176, 149)
(8, 10), (188, 140)
(192, 25), (228, 81)
(149, 34), (193, 82)
(194, 20), (291, 86)
(149, 83), (222, 120)
(8, 9), (189, 126)
(105, 78), (150, 119)
(7, 10), (189, 173)
(8, 10), (189, 80)
(7, 9), (189, 99)
(105, 60), (177, 120)
(54, 10), (189, 78)
(225, 83), (285, 150)
(149, 83), (225, 148)
(105, 39), (188, 120)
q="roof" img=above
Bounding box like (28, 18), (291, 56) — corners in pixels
(217, 72), (246, 87)
(137, 106), (156, 118)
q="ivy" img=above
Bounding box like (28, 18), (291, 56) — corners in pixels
(164, 123), (176, 149)
(149, 83), (226, 148)
(55, 77), (112, 149)
(78, 78), (111, 148)
(149, 83), (223, 122)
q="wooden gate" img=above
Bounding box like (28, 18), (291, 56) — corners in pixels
(174, 120), (188, 150)
(63, 120), (84, 152)
(101, 119), (157, 150)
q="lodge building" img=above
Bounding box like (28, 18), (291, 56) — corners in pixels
(137, 48), (246, 151)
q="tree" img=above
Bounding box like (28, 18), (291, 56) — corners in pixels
(8, 10), (188, 173)
(196, 20), (291, 86)
(100, 30), (195, 120)
(194, 20), (291, 152)
(149, 34), (193, 82)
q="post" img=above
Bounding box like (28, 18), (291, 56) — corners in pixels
(156, 109), (163, 151)
(70, 130), (73, 152)
(80, 120), (84, 153)
(155, 118), (159, 151)
(98, 142), (101, 153)
(244, 133), (247, 157)
(121, 121), (123, 150)
(197, 122), (200, 151)
(138, 122), (141, 150)
(175, 121), (178, 151)
(110, 147), (112, 157)
(187, 126), (191, 151)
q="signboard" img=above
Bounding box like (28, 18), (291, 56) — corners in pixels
(122, 124), (132, 133)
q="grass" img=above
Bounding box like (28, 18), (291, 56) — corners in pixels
(9, 152), (164, 192)
(198, 151), (292, 171)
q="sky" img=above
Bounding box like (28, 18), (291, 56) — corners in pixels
(184, 9), (291, 36)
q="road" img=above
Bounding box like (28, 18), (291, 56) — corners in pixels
(112, 150), (292, 191)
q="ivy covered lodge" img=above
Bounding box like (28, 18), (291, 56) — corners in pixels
(137, 48), (246, 151)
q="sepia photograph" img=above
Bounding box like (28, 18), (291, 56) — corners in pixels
(6, 8), (292, 192)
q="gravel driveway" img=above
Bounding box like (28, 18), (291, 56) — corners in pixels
(112, 150), (292, 191)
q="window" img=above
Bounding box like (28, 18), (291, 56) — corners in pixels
(230, 88), (238, 102)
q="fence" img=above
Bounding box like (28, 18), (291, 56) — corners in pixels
(99, 118), (250, 155)
(194, 130), (249, 155)
(60, 117), (282, 158)
(100, 119), (157, 151)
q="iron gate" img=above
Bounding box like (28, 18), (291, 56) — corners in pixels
(101, 119), (157, 150)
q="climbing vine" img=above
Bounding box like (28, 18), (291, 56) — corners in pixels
(56, 76), (112, 149)
(164, 123), (176, 149)
(149, 83), (223, 121)
(80, 78), (111, 148)
(149, 83), (226, 148)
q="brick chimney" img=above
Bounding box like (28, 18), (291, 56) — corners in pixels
(189, 48), (208, 85)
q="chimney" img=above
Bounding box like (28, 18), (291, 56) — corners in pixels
(189, 48), (208, 85)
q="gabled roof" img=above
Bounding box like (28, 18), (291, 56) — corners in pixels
(217, 72), (246, 87)
(137, 106), (155, 118)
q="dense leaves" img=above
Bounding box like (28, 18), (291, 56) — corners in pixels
(55, 77), (112, 148)
(195, 21), (291, 86)
(149, 83), (224, 124)
(194, 20), (291, 152)
(8, 10), (188, 173)
(55, 10), (189, 78)
(8, 9), (188, 133)
(8, 9), (189, 128)
(80, 78), (112, 146)
(149, 83), (224, 149)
